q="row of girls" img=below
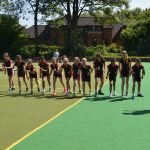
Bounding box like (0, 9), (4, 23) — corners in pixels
(2, 51), (145, 99)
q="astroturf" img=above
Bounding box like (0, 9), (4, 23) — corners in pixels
(10, 63), (150, 150)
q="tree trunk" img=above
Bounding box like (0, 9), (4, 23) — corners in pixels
(34, 11), (39, 57)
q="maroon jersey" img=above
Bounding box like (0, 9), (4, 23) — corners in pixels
(50, 63), (62, 77)
(72, 62), (81, 80)
(61, 64), (72, 78)
(119, 58), (131, 77)
(80, 65), (91, 82)
(38, 61), (49, 77)
(94, 59), (105, 78)
(107, 64), (118, 77)
(14, 61), (26, 77)
(3, 59), (13, 77)
(26, 65), (37, 78)
(132, 64), (144, 77)
(107, 64), (118, 81)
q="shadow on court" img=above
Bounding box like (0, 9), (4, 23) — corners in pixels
(0, 92), (83, 100)
(122, 110), (150, 115)
(85, 96), (131, 102)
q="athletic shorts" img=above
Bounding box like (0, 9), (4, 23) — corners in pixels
(121, 71), (130, 77)
(30, 73), (37, 79)
(7, 69), (13, 77)
(18, 72), (25, 78)
(73, 74), (80, 80)
(42, 72), (49, 78)
(82, 76), (91, 82)
(133, 76), (141, 82)
(95, 71), (104, 78)
(109, 75), (117, 81)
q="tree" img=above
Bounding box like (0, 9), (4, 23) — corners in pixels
(7, 0), (43, 56)
(0, 14), (26, 58)
(43, 0), (129, 56)
(120, 9), (150, 56)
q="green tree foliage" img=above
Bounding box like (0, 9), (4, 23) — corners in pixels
(43, 0), (129, 57)
(120, 9), (150, 56)
(0, 14), (26, 58)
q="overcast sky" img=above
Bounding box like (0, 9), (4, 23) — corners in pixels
(19, 0), (150, 28)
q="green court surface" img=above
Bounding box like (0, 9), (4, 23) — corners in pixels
(5, 63), (150, 150)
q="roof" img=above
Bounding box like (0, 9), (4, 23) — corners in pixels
(26, 25), (51, 38)
(26, 17), (125, 39)
(63, 17), (101, 26)
(112, 23), (126, 40)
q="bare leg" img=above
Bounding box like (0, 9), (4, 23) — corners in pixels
(73, 79), (76, 94)
(59, 77), (65, 92)
(18, 77), (21, 93)
(95, 78), (98, 93)
(138, 81), (141, 94)
(113, 81), (116, 93)
(87, 81), (91, 94)
(77, 79), (81, 92)
(132, 80), (136, 95)
(30, 78), (33, 93)
(121, 78), (125, 96)
(110, 80), (113, 94)
(82, 82), (85, 96)
(99, 77), (104, 92)
(53, 77), (57, 93)
(23, 77), (28, 88)
(126, 77), (129, 95)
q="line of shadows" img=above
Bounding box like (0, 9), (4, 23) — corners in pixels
(85, 96), (131, 102)
(122, 110), (150, 115)
(0, 92), (83, 100)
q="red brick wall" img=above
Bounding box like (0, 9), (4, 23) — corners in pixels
(102, 28), (113, 44)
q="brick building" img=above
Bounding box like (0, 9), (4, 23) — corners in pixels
(25, 17), (125, 46)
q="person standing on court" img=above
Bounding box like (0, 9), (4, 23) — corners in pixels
(53, 49), (60, 62)
(119, 50), (131, 98)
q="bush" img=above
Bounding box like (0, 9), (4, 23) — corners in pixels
(84, 44), (122, 60)
(19, 45), (63, 59)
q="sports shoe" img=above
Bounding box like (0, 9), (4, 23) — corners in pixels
(42, 89), (46, 95)
(98, 90), (104, 95)
(132, 95), (135, 100)
(37, 87), (40, 92)
(113, 92), (118, 96)
(125, 91), (128, 96)
(95, 92), (98, 97)
(109, 93), (113, 98)
(26, 87), (29, 92)
(52, 92), (56, 96)
(89, 92), (92, 96)
(137, 93), (144, 97)
(12, 87), (15, 91)
(78, 90), (81, 94)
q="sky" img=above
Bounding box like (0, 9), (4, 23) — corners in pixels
(19, 0), (150, 28)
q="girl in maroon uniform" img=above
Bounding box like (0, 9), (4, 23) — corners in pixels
(14, 55), (28, 94)
(50, 57), (65, 96)
(131, 58), (145, 100)
(3, 53), (15, 92)
(26, 59), (40, 94)
(106, 58), (119, 98)
(119, 51), (131, 97)
(60, 58), (72, 95)
(38, 56), (51, 94)
(72, 57), (81, 96)
(80, 58), (93, 96)
(93, 54), (105, 97)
